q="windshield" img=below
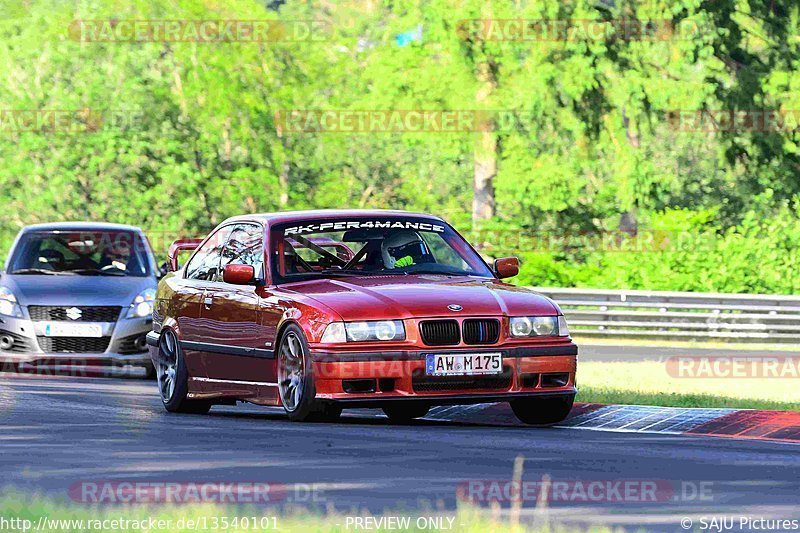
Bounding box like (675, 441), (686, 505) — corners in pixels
(270, 218), (493, 283)
(7, 230), (152, 277)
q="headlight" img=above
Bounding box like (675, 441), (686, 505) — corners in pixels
(509, 316), (568, 337)
(126, 288), (156, 319)
(0, 286), (22, 318)
(321, 320), (405, 343)
(321, 322), (346, 343)
(509, 316), (532, 337)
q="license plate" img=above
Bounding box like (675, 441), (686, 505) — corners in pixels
(44, 323), (103, 338)
(425, 352), (502, 376)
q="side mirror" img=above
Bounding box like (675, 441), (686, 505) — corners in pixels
(494, 257), (520, 279)
(223, 264), (255, 285)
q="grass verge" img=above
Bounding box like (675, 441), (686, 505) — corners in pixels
(577, 360), (800, 411)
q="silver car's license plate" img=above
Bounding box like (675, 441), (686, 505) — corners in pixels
(44, 323), (103, 338)
(425, 352), (502, 376)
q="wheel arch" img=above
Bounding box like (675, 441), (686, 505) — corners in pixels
(273, 319), (303, 358)
(158, 316), (181, 338)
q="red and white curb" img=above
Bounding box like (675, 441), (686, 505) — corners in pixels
(423, 403), (800, 443)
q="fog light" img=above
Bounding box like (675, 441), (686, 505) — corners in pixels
(541, 373), (570, 388)
(342, 379), (376, 394)
(0, 335), (13, 350)
(134, 335), (148, 352)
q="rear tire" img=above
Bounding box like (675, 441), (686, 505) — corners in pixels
(157, 329), (211, 415)
(382, 403), (430, 423)
(278, 325), (336, 422)
(510, 395), (574, 425)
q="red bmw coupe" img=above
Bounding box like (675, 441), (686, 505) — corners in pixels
(147, 210), (578, 424)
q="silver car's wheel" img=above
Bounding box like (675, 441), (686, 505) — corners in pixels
(157, 330), (179, 402)
(278, 331), (305, 412)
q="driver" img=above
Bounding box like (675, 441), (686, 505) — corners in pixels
(37, 249), (65, 271)
(106, 245), (130, 271)
(381, 230), (429, 269)
(98, 243), (130, 272)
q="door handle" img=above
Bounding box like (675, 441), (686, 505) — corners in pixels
(203, 296), (213, 309)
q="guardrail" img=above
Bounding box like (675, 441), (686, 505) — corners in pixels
(529, 287), (800, 343)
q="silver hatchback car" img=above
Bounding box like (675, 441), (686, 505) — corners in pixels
(0, 222), (159, 377)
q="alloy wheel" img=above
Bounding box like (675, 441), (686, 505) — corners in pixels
(157, 330), (179, 403)
(278, 331), (305, 412)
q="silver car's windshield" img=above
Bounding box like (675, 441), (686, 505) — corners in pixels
(7, 230), (151, 277)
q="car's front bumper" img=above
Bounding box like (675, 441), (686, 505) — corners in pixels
(309, 344), (578, 406)
(0, 313), (153, 376)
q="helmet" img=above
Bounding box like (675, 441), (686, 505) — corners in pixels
(382, 230), (427, 269)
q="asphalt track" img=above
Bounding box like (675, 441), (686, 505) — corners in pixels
(1, 371), (799, 533)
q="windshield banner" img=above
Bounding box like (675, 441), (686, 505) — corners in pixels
(283, 220), (445, 236)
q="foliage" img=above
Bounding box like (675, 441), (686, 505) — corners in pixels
(1, 0), (799, 294)
(513, 205), (800, 294)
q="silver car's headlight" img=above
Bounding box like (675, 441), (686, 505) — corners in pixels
(126, 288), (156, 319)
(321, 320), (405, 343)
(0, 286), (22, 318)
(509, 316), (568, 337)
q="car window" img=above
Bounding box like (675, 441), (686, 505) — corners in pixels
(7, 230), (150, 277)
(219, 223), (264, 278)
(420, 232), (470, 271)
(185, 226), (234, 282)
(292, 241), (354, 263)
(270, 218), (492, 282)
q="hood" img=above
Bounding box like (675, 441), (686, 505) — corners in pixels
(0, 274), (155, 307)
(284, 275), (559, 321)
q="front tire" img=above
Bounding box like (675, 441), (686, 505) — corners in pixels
(157, 329), (211, 414)
(278, 325), (339, 422)
(510, 395), (574, 425)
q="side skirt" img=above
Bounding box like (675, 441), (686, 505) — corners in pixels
(186, 376), (280, 405)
